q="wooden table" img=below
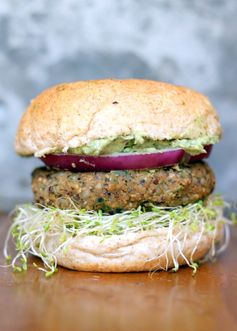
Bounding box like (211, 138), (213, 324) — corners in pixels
(0, 215), (236, 331)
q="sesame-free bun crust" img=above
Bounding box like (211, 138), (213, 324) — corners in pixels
(45, 223), (224, 272)
(15, 79), (222, 156)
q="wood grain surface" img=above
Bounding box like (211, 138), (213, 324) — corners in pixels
(0, 215), (236, 331)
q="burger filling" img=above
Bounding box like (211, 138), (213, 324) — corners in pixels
(32, 162), (215, 212)
(66, 134), (220, 156)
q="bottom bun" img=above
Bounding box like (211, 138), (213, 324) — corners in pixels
(6, 197), (228, 275)
(45, 224), (224, 273)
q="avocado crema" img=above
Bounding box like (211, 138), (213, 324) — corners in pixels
(67, 134), (220, 156)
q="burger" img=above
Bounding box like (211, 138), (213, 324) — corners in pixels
(5, 79), (229, 276)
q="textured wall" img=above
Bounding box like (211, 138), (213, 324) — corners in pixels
(0, 0), (237, 211)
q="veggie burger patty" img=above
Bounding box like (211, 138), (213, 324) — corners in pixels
(32, 162), (215, 212)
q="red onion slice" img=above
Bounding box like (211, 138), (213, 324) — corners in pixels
(189, 145), (213, 162)
(40, 145), (212, 172)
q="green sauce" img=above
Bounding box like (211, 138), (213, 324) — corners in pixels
(67, 134), (219, 156)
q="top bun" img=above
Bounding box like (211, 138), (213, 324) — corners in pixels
(15, 79), (222, 156)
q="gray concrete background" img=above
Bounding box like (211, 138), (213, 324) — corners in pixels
(0, 0), (236, 211)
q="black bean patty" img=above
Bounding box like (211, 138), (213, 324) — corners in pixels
(32, 162), (215, 212)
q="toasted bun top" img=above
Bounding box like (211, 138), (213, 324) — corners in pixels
(15, 79), (222, 156)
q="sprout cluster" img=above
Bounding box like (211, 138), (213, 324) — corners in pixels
(3, 195), (230, 276)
